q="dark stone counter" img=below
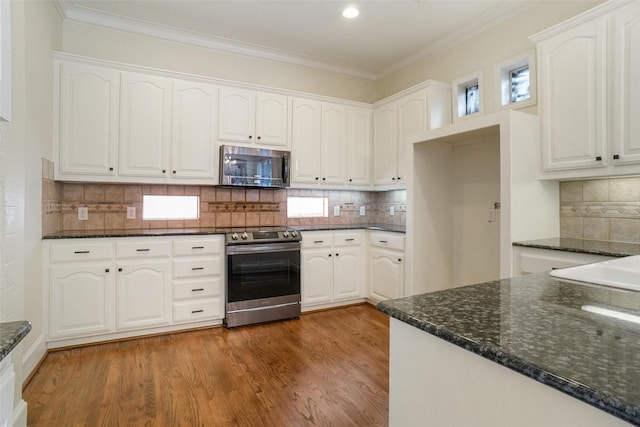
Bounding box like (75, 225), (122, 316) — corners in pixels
(0, 321), (31, 362)
(378, 273), (640, 425)
(514, 237), (640, 258)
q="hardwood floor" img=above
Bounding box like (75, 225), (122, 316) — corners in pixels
(24, 304), (390, 426)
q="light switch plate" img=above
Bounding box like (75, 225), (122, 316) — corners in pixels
(390, 206), (395, 216)
(359, 206), (366, 216)
(333, 205), (340, 216)
(78, 207), (88, 221)
(127, 206), (136, 219)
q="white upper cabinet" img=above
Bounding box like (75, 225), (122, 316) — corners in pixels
(218, 87), (288, 148)
(290, 97), (323, 184)
(612, 2), (640, 165)
(346, 107), (372, 186)
(119, 72), (172, 178)
(171, 80), (218, 179)
(57, 62), (119, 177)
(373, 82), (451, 189)
(321, 104), (348, 185)
(533, 1), (640, 179)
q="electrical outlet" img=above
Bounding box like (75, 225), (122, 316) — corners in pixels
(390, 206), (395, 216)
(359, 206), (366, 216)
(127, 206), (136, 219)
(333, 205), (340, 216)
(78, 207), (88, 221)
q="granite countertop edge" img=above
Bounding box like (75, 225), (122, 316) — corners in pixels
(42, 224), (406, 239)
(0, 321), (32, 362)
(377, 300), (640, 426)
(513, 238), (640, 258)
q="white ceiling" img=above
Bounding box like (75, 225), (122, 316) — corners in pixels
(55, 0), (537, 80)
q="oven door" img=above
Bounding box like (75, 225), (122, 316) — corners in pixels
(226, 242), (301, 304)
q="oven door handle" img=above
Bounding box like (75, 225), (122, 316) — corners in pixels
(226, 243), (301, 255)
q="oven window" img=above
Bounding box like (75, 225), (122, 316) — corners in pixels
(227, 251), (301, 302)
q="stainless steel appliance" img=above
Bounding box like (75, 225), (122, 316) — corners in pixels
(220, 145), (290, 188)
(224, 228), (301, 328)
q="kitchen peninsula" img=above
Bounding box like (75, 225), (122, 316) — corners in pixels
(378, 273), (640, 426)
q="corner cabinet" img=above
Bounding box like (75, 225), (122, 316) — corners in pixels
(532, 1), (640, 180)
(373, 81), (451, 188)
(44, 235), (225, 348)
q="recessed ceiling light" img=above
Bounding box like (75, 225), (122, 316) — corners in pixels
(342, 7), (359, 19)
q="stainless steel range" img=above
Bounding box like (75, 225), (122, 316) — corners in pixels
(224, 227), (301, 328)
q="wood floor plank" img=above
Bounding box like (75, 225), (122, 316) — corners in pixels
(24, 304), (389, 427)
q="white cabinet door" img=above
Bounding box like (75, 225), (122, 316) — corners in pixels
(171, 80), (218, 179)
(58, 62), (119, 177)
(119, 72), (172, 177)
(321, 103), (348, 185)
(397, 91), (427, 183)
(117, 261), (171, 330)
(301, 249), (333, 306)
(49, 264), (116, 338)
(370, 248), (404, 301)
(333, 247), (363, 301)
(218, 87), (254, 144)
(612, 3), (640, 165)
(291, 98), (322, 184)
(538, 19), (608, 171)
(347, 107), (372, 186)
(255, 92), (288, 147)
(373, 102), (398, 185)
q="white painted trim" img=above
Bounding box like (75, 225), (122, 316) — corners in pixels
(0, 0), (11, 122)
(21, 333), (47, 380)
(12, 399), (27, 427)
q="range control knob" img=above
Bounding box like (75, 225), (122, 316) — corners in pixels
(291, 231), (298, 238)
(241, 232), (249, 240)
(283, 231), (290, 238)
(231, 233), (239, 240)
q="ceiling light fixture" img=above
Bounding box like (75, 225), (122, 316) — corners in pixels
(342, 7), (359, 19)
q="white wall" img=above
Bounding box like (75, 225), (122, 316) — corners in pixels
(61, 21), (377, 103)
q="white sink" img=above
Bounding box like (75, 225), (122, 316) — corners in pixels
(549, 255), (640, 291)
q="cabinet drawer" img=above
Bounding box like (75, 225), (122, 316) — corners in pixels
(333, 232), (363, 247)
(370, 232), (405, 251)
(301, 233), (333, 249)
(50, 242), (113, 263)
(173, 258), (221, 279)
(116, 241), (170, 259)
(172, 238), (223, 257)
(173, 299), (222, 322)
(173, 277), (222, 300)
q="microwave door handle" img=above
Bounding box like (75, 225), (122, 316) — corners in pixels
(283, 154), (290, 187)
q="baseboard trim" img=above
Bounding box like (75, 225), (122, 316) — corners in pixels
(21, 333), (47, 388)
(12, 399), (27, 427)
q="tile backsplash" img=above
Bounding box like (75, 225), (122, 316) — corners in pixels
(42, 159), (406, 235)
(560, 177), (640, 243)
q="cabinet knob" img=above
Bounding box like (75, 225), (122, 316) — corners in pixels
(595, 156), (602, 161)
(397, 177), (402, 180)
(328, 253), (332, 257)
(109, 167), (114, 171)
(249, 135), (253, 139)
(349, 178), (353, 182)
(398, 258), (402, 262)
(392, 177), (396, 181)
(118, 268), (123, 272)
(162, 169), (167, 173)
(335, 253), (339, 257)
(173, 170), (176, 174)
(315, 177), (319, 181)
(257, 136), (261, 140)
(613, 154), (620, 160)
(105, 268), (110, 273)
(322, 177), (326, 181)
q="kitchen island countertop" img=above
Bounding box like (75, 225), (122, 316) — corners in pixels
(0, 321), (31, 362)
(513, 237), (640, 258)
(378, 273), (640, 425)
(42, 223), (405, 239)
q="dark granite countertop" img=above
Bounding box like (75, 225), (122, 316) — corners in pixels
(378, 274), (640, 426)
(43, 224), (405, 239)
(514, 237), (640, 258)
(0, 321), (31, 362)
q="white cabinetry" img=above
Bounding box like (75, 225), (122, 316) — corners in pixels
(513, 246), (614, 275)
(533, 1), (640, 179)
(369, 231), (405, 301)
(44, 235), (225, 347)
(218, 87), (288, 148)
(291, 97), (372, 188)
(56, 62), (119, 177)
(171, 79), (218, 179)
(0, 355), (16, 427)
(301, 230), (365, 309)
(373, 82), (451, 188)
(119, 72), (172, 178)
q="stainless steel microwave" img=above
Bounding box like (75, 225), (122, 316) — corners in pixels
(219, 145), (290, 188)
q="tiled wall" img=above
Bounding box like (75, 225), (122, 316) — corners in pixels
(560, 177), (640, 243)
(42, 159), (407, 235)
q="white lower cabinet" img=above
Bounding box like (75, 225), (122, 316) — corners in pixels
(513, 246), (613, 275)
(0, 355), (16, 427)
(45, 235), (224, 346)
(301, 230), (365, 309)
(369, 232), (405, 301)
